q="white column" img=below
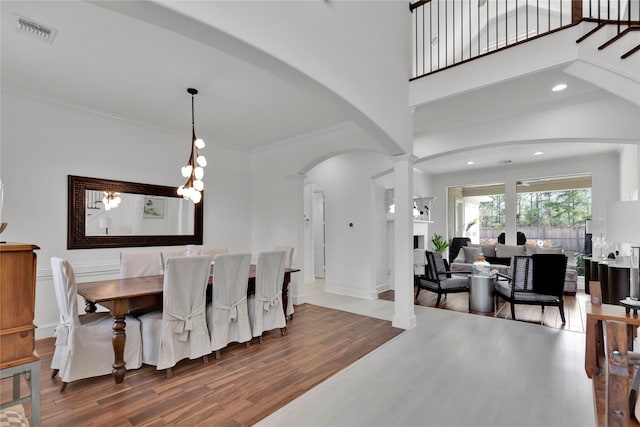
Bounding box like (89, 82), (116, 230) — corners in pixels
(286, 173), (306, 305)
(636, 145), (640, 200)
(504, 180), (517, 245)
(392, 154), (417, 330)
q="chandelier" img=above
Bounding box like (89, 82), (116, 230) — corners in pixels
(102, 191), (121, 211)
(177, 88), (206, 203)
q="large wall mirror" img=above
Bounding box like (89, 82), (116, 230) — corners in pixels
(68, 175), (203, 249)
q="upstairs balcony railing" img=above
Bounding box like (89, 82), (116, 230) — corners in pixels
(411, 0), (640, 79)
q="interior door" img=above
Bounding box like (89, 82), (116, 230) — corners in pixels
(312, 190), (325, 278)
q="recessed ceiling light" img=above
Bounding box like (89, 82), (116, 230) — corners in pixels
(466, 161), (475, 165)
(552, 84), (567, 92)
(534, 151), (544, 156)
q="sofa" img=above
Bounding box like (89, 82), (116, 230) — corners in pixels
(450, 242), (578, 295)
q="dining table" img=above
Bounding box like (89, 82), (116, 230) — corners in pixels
(77, 265), (299, 384)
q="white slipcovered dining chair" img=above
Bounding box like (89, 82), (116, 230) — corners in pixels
(161, 248), (187, 270)
(120, 249), (163, 278)
(249, 251), (287, 343)
(185, 245), (228, 258)
(137, 255), (212, 378)
(207, 253), (252, 359)
(273, 245), (294, 318)
(50, 257), (143, 391)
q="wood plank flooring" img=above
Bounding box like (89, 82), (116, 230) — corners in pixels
(379, 287), (589, 333)
(1, 304), (402, 427)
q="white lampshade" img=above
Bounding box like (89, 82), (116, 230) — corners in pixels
(606, 201), (640, 246)
(586, 218), (604, 234)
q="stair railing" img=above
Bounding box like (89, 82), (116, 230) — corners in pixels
(411, 0), (640, 79)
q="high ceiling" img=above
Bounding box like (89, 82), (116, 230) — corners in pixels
(411, 67), (628, 174)
(1, 1), (346, 151)
(1, 1), (631, 172)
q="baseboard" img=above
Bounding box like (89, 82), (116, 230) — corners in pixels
(376, 282), (391, 294)
(36, 323), (57, 341)
(323, 283), (378, 300)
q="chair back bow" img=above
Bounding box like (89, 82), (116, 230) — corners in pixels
(54, 322), (71, 346)
(215, 296), (247, 323)
(260, 294), (280, 312)
(168, 305), (204, 342)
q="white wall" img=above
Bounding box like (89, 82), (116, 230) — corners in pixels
(305, 152), (392, 299)
(427, 152), (621, 249)
(1, 91), (251, 338)
(619, 144), (640, 200)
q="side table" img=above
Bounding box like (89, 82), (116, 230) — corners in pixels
(0, 358), (40, 427)
(584, 301), (640, 379)
(468, 275), (495, 313)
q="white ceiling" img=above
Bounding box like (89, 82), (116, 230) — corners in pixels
(412, 68), (627, 174)
(1, 1), (630, 172)
(1, 1), (346, 151)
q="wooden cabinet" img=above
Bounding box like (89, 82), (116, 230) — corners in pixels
(0, 243), (40, 369)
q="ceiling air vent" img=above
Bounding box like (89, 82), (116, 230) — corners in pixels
(15, 15), (57, 44)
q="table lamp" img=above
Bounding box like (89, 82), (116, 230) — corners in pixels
(587, 218), (606, 258)
(98, 217), (110, 235)
(606, 201), (640, 300)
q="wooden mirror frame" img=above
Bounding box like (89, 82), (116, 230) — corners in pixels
(67, 175), (203, 249)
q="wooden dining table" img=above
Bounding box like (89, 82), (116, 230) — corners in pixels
(77, 265), (299, 384)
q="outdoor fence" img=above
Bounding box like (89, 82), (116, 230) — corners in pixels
(480, 226), (586, 252)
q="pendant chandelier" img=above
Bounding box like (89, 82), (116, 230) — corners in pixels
(102, 191), (121, 211)
(177, 88), (206, 203)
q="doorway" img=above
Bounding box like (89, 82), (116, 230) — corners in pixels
(312, 189), (326, 278)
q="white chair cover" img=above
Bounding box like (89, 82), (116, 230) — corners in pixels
(249, 251), (287, 338)
(161, 248), (187, 270)
(200, 246), (229, 258)
(50, 257), (142, 383)
(120, 250), (163, 278)
(207, 253), (252, 351)
(185, 245), (228, 257)
(273, 246), (294, 317)
(185, 245), (201, 256)
(138, 256), (212, 370)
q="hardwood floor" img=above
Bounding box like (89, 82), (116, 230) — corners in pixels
(1, 304), (402, 427)
(379, 287), (589, 333)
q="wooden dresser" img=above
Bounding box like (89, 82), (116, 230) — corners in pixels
(0, 243), (40, 368)
(0, 243), (41, 425)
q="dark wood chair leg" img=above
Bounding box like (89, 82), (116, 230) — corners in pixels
(60, 382), (68, 392)
(510, 303), (516, 320)
(415, 286), (421, 300)
(203, 355), (208, 364)
(245, 341), (250, 349)
(51, 369), (59, 379)
(559, 301), (566, 323)
(259, 336), (263, 344)
(215, 350), (221, 360)
(281, 327), (287, 336)
(436, 293), (442, 307)
(166, 368), (172, 379)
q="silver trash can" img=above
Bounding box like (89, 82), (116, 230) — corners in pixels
(468, 275), (495, 313)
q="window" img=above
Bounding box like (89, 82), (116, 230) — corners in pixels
(516, 175), (592, 251)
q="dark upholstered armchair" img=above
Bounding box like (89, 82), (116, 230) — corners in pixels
(494, 254), (567, 323)
(416, 251), (469, 307)
(497, 232), (527, 245)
